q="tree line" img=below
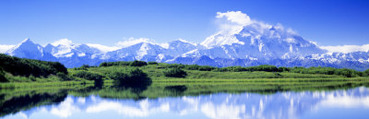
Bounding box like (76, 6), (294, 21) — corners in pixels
(0, 54), (68, 78)
(99, 61), (369, 77)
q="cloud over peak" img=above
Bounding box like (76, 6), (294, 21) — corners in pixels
(116, 37), (153, 48)
(321, 44), (369, 53)
(51, 39), (74, 46)
(216, 11), (252, 26)
(201, 11), (298, 48)
(0, 45), (15, 53)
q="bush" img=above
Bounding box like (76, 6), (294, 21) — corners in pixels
(108, 72), (128, 80)
(94, 78), (104, 88)
(73, 71), (103, 81)
(167, 64), (185, 68)
(99, 61), (132, 67)
(130, 60), (147, 67)
(163, 68), (187, 78)
(74, 64), (90, 70)
(334, 68), (356, 77)
(364, 69), (369, 77)
(0, 68), (8, 82)
(230, 66), (247, 72)
(111, 68), (152, 92)
(148, 61), (158, 65)
(56, 72), (74, 81)
(289, 66), (361, 77)
(183, 64), (200, 70)
(246, 65), (279, 72)
(278, 67), (290, 72)
(0, 54), (68, 77)
(198, 66), (215, 71)
(29, 75), (36, 81)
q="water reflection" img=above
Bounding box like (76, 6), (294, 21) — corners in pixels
(3, 87), (369, 119)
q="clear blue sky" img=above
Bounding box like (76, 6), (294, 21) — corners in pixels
(0, 0), (368, 46)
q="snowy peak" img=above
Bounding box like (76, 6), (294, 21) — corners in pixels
(6, 38), (45, 59)
(107, 42), (167, 60)
(9, 38), (36, 51)
(198, 11), (326, 60)
(165, 39), (197, 57)
(2, 11), (369, 70)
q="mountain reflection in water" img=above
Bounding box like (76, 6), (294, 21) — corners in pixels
(3, 87), (369, 119)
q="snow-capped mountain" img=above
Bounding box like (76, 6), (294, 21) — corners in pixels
(44, 39), (103, 59)
(4, 37), (369, 70)
(3, 11), (369, 70)
(194, 14), (325, 60)
(165, 39), (198, 57)
(104, 42), (169, 61)
(6, 38), (56, 61)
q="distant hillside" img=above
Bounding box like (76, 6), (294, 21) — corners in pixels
(0, 54), (67, 78)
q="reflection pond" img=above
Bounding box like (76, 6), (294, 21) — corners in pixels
(1, 84), (369, 119)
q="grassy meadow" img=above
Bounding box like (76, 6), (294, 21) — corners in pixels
(1, 58), (369, 116)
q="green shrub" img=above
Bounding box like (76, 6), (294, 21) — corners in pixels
(99, 61), (132, 67)
(130, 60), (147, 67)
(148, 61), (158, 65)
(166, 64), (185, 68)
(94, 78), (104, 88)
(0, 68), (8, 82)
(278, 67), (290, 72)
(108, 72), (129, 80)
(334, 68), (355, 77)
(74, 64), (90, 70)
(163, 68), (187, 78)
(198, 66), (215, 71)
(183, 64), (200, 70)
(246, 65), (279, 72)
(213, 68), (228, 72)
(29, 75), (36, 81)
(73, 71), (103, 81)
(289, 66), (361, 77)
(56, 72), (74, 81)
(230, 66), (247, 72)
(0, 54), (68, 77)
(112, 68), (152, 92)
(364, 69), (369, 77)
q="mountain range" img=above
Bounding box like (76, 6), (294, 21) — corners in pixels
(3, 11), (369, 70)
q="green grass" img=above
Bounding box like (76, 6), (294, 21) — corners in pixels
(2, 56), (369, 117)
(2, 63), (369, 100)
(72, 64), (346, 80)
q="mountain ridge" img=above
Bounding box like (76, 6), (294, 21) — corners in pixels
(3, 11), (369, 70)
(4, 37), (369, 71)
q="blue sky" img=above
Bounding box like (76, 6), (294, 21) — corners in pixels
(0, 0), (368, 46)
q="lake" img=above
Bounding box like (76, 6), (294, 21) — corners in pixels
(2, 86), (369, 119)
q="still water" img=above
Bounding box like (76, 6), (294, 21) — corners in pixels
(2, 87), (369, 119)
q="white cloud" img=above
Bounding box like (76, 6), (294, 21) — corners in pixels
(201, 102), (246, 119)
(177, 38), (197, 46)
(82, 37), (174, 53)
(86, 100), (170, 117)
(0, 45), (15, 53)
(216, 11), (252, 26)
(51, 39), (74, 46)
(86, 43), (120, 53)
(215, 11), (253, 35)
(317, 96), (369, 108)
(116, 37), (171, 49)
(50, 97), (80, 118)
(116, 37), (152, 48)
(320, 44), (369, 53)
(202, 11), (265, 48)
